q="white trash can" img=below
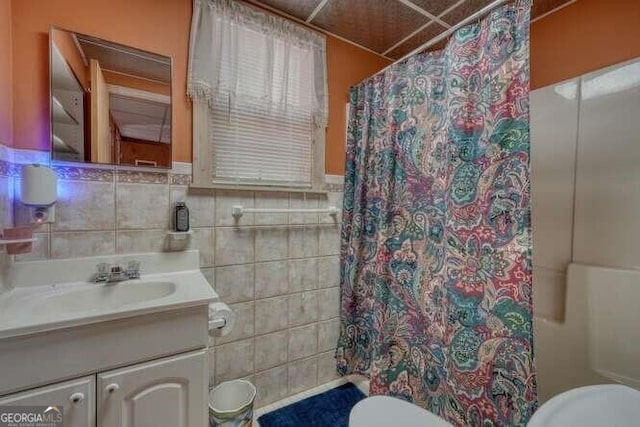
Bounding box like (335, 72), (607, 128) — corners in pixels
(209, 379), (257, 427)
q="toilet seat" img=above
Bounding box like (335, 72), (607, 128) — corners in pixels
(349, 395), (453, 427)
(351, 385), (640, 427)
(527, 384), (640, 427)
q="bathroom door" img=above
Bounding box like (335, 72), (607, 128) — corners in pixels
(97, 349), (208, 427)
(90, 59), (112, 164)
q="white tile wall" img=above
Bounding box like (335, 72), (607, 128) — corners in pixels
(208, 191), (344, 406)
(255, 228), (289, 262)
(214, 264), (255, 303)
(288, 227), (319, 258)
(254, 261), (289, 298)
(288, 291), (319, 327)
(288, 324), (318, 360)
(255, 331), (288, 371)
(318, 318), (340, 353)
(6, 156), (344, 407)
(51, 231), (116, 259)
(255, 365), (288, 406)
(288, 258), (318, 292)
(216, 338), (255, 382)
(288, 357), (318, 395)
(52, 181), (115, 231)
(215, 227), (254, 266)
(117, 183), (169, 229)
(317, 351), (341, 384)
(255, 296), (290, 335)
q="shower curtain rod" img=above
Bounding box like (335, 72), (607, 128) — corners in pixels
(356, 0), (509, 86)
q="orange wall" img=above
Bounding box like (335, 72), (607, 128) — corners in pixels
(0, 0), (12, 146)
(325, 36), (390, 174)
(530, 0), (640, 89)
(9, 0), (640, 170)
(11, 0), (192, 161)
(9, 0), (389, 169)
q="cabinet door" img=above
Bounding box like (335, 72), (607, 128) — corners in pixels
(97, 350), (208, 427)
(0, 376), (95, 427)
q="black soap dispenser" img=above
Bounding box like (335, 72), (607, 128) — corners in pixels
(174, 202), (190, 232)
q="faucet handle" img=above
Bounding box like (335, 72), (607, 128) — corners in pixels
(126, 260), (141, 279)
(97, 262), (110, 274)
(94, 262), (110, 282)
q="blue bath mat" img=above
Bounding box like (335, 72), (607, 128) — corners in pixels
(258, 383), (366, 427)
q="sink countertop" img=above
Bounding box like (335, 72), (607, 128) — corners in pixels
(0, 252), (218, 340)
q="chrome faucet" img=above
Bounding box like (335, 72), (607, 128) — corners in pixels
(93, 260), (141, 283)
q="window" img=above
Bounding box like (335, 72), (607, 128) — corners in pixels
(187, 0), (328, 190)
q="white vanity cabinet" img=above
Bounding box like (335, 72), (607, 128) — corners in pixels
(0, 252), (217, 427)
(0, 350), (208, 427)
(97, 350), (208, 427)
(0, 376), (95, 427)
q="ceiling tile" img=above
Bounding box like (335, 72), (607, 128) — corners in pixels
(386, 22), (448, 59)
(254, 0), (323, 21)
(531, 0), (573, 20)
(441, 0), (494, 26)
(311, 0), (430, 53)
(407, 0), (465, 17)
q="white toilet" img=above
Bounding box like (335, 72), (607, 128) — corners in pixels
(349, 395), (453, 427)
(527, 384), (640, 426)
(350, 384), (640, 427)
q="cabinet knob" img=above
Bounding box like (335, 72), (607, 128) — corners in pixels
(105, 383), (120, 395)
(69, 392), (85, 404)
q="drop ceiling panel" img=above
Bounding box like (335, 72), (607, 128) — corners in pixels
(76, 34), (171, 83)
(110, 94), (170, 143)
(256, 0), (323, 21)
(440, 0), (495, 26)
(386, 22), (448, 59)
(246, 0), (576, 60)
(311, 0), (430, 53)
(408, 0), (466, 17)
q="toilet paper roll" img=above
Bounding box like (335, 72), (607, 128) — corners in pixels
(208, 302), (235, 337)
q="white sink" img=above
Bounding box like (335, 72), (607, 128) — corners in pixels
(43, 281), (177, 313)
(0, 251), (218, 339)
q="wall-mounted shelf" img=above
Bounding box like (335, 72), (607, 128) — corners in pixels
(52, 96), (79, 125)
(0, 238), (37, 246)
(53, 134), (79, 155)
(166, 230), (193, 241)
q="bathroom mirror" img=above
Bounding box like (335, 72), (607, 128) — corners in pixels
(49, 28), (173, 168)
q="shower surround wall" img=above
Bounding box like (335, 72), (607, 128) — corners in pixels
(6, 148), (344, 408)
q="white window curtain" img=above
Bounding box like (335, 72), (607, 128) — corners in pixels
(188, 0), (328, 187)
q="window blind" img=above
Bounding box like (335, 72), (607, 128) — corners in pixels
(209, 21), (315, 187)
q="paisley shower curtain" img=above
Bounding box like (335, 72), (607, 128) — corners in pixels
(335, 1), (536, 425)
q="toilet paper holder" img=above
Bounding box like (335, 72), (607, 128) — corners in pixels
(208, 302), (235, 337)
(208, 318), (227, 329)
